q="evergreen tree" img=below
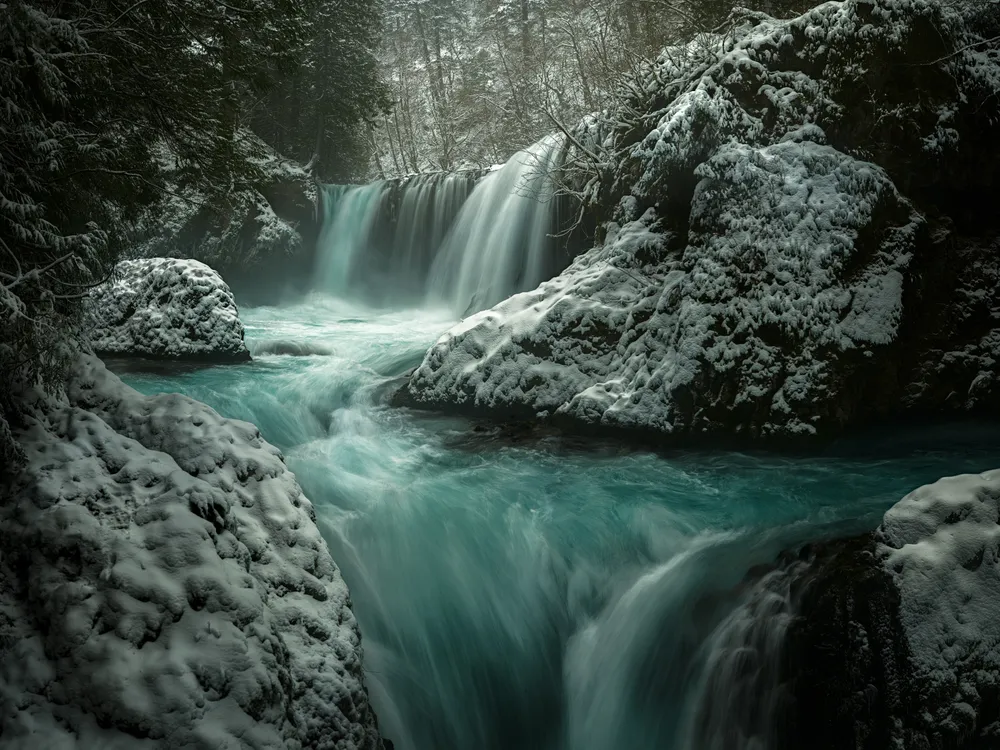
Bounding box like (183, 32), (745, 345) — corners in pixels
(0, 0), (385, 465)
(247, 0), (390, 181)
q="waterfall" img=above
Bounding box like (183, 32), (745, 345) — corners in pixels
(316, 181), (386, 298)
(678, 562), (800, 750)
(314, 135), (569, 315)
(559, 531), (802, 750)
(315, 172), (478, 305)
(424, 135), (567, 315)
(389, 172), (475, 287)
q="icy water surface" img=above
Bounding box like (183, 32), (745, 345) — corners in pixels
(120, 297), (1000, 750)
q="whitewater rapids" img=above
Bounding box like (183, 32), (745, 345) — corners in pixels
(120, 297), (999, 750)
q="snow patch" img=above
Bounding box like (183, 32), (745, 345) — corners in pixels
(878, 470), (1000, 734)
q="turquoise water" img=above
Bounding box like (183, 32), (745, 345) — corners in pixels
(119, 297), (999, 750)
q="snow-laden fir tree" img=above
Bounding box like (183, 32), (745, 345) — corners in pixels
(0, 0), (386, 467)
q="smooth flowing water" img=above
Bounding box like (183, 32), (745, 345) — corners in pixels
(120, 298), (999, 750)
(315, 136), (567, 316)
(426, 135), (566, 315)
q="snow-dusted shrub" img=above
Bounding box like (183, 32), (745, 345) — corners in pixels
(86, 259), (250, 362)
(0, 4), (121, 471)
(0, 356), (384, 748)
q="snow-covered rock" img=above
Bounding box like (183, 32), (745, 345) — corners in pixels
(765, 470), (1000, 749)
(405, 139), (925, 438)
(403, 0), (1000, 442)
(0, 356), (385, 749)
(87, 258), (251, 362)
(877, 469), (1000, 738)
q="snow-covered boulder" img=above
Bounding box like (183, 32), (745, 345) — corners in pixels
(402, 0), (1000, 441)
(877, 470), (1000, 737)
(405, 140), (923, 438)
(87, 258), (251, 362)
(0, 356), (385, 749)
(766, 470), (1000, 749)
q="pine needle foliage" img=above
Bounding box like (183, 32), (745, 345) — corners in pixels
(0, 0), (322, 469)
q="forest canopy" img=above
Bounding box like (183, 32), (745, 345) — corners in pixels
(368, 0), (818, 174)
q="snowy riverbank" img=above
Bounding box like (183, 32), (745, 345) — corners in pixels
(73, 299), (1000, 750)
(0, 355), (385, 748)
(403, 0), (1000, 442)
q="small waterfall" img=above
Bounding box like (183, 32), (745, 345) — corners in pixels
(315, 172), (478, 304)
(316, 182), (386, 298)
(427, 135), (567, 316)
(560, 532), (803, 750)
(314, 135), (570, 315)
(679, 563), (801, 750)
(389, 172), (475, 286)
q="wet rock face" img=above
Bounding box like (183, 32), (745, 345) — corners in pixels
(403, 0), (1000, 443)
(87, 258), (251, 362)
(901, 233), (1000, 417)
(778, 536), (919, 750)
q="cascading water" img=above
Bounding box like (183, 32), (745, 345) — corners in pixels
(314, 135), (569, 315)
(389, 172), (476, 285)
(315, 172), (478, 305)
(426, 134), (567, 315)
(316, 181), (386, 298)
(119, 299), (1000, 750)
(679, 561), (802, 750)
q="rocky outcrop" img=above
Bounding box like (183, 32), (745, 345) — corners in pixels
(0, 356), (385, 749)
(138, 132), (319, 304)
(774, 470), (1000, 749)
(402, 0), (1000, 443)
(87, 258), (251, 363)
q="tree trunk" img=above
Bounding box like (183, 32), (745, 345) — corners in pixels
(384, 112), (402, 175)
(369, 122), (386, 179)
(432, 19), (452, 169)
(312, 100), (326, 176)
(220, 9), (242, 194)
(413, 6), (441, 109)
(521, 0), (530, 62)
(570, 29), (595, 111)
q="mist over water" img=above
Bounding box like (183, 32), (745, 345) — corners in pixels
(120, 297), (1000, 750)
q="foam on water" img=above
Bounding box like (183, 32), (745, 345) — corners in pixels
(120, 298), (1000, 750)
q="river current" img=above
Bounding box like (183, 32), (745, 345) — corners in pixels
(119, 296), (998, 750)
